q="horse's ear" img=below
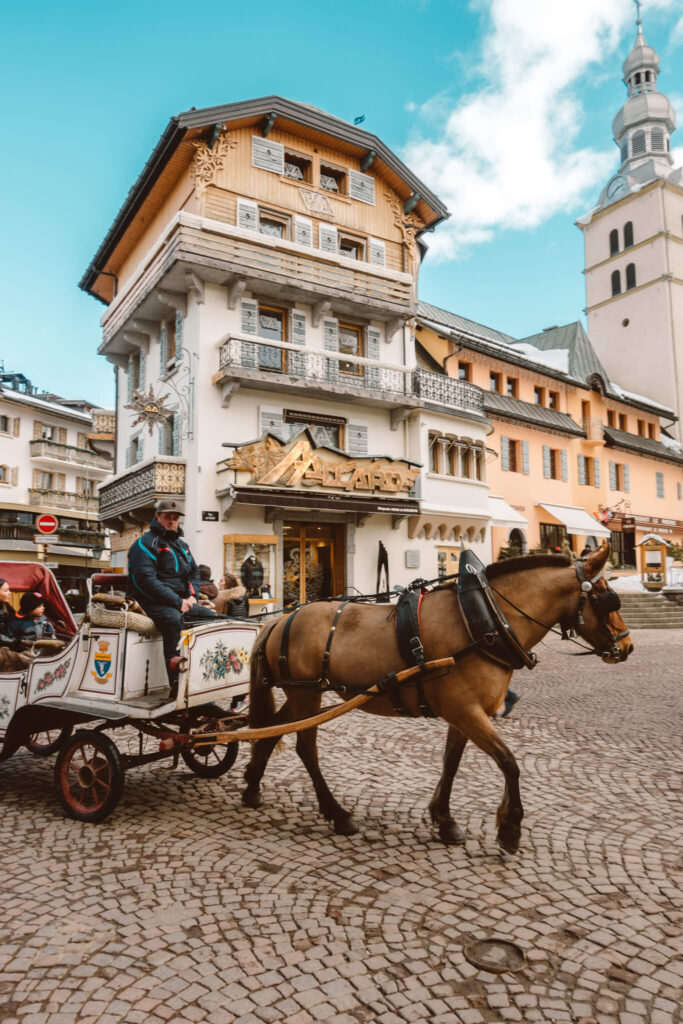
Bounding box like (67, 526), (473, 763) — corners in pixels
(584, 541), (610, 574)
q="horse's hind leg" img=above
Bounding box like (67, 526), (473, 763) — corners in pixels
(242, 701), (292, 809)
(294, 723), (358, 836)
(456, 709), (523, 853)
(429, 725), (468, 845)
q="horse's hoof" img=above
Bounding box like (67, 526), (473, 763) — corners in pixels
(496, 828), (520, 854)
(439, 821), (466, 846)
(333, 815), (358, 836)
(241, 787), (262, 809)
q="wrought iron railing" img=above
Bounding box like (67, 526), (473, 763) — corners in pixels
(29, 439), (112, 471)
(412, 368), (485, 415)
(218, 336), (412, 397)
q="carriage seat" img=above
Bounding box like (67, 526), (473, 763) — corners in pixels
(88, 575), (158, 636)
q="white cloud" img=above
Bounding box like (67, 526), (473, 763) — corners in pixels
(404, 0), (679, 261)
(672, 14), (683, 43)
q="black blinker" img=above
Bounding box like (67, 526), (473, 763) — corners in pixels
(597, 588), (621, 614)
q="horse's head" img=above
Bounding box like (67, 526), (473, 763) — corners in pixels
(568, 543), (633, 663)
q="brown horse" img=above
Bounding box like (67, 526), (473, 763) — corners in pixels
(242, 544), (632, 852)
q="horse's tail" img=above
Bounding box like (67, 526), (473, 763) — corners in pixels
(249, 619), (279, 729)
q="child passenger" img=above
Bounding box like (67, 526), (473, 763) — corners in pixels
(8, 591), (55, 642)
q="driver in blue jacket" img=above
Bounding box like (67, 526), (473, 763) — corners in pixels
(127, 499), (201, 693)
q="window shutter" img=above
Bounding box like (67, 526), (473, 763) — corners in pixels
(237, 197), (259, 231)
(578, 454), (587, 486)
(348, 169), (375, 205)
(294, 215), (313, 247)
(172, 414), (180, 456)
(319, 223), (338, 254)
(139, 348), (146, 389)
(127, 354), (134, 400)
(260, 409), (285, 438)
(157, 424), (165, 455)
(32, 469), (40, 488)
(368, 238), (386, 267)
(501, 436), (510, 472)
(175, 311), (183, 360)
(125, 446), (131, 468)
(543, 445), (551, 479)
(609, 461), (617, 490)
(522, 441), (530, 475)
(323, 317), (339, 382)
(12, 418), (20, 437)
(561, 449), (568, 482)
(251, 136), (284, 174)
(57, 427), (67, 445)
(10, 467), (18, 486)
(75, 476), (83, 493)
(241, 298), (258, 368)
(624, 465), (630, 493)
(159, 321), (168, 372)
(656, 471), (664, 498)
(367, 327), (381, 390)
(33, 420), (42, 440)
(593, 457), (601, 488)
(56, 473), (66, 491)
(288, 311), (306, 375)
(347, 424), (368, 456)
(77, 432), (87, 449)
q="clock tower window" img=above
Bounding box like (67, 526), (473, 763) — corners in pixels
(609, 229), (619, 256)
(626, 263), (636, 290)
(624, 222), (634, 248)
(611, 270), (622, 297)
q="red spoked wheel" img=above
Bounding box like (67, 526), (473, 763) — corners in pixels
(55, 730), (124, 822)
(26, 726), (72, 757)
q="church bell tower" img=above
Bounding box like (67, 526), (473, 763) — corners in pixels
(577, 7), (683, 438)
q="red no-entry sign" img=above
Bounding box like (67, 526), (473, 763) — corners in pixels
(36, 514), (59, 535)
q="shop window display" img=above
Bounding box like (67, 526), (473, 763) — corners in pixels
(223, 535), (277, 608)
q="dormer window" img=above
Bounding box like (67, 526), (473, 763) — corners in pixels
(320, 163), (346, 194)
(284, 150), (312, 183)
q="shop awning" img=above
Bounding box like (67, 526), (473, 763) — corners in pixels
(538, 502), (611, 538)
(234, 486), (420, 516)
(489, 496), (528, 529)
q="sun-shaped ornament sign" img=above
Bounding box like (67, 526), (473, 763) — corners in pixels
(125, 386), (175, 435)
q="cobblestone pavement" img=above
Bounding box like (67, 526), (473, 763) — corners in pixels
(0, 629), (681, 1024)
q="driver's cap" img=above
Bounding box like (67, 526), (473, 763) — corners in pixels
(155, 499), (185, 516)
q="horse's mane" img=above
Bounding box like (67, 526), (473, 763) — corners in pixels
(485, 554), (571, 579)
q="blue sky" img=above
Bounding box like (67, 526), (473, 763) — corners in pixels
(1, 0), (682, 407)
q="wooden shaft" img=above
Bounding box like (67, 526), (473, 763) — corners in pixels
(192, 656), (455, 746)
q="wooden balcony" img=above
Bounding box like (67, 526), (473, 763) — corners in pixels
(29, 489), (100, 514)
(101, 212), (415, 347)
(30, 439), (113, 473)
(98, 457), (186, 529)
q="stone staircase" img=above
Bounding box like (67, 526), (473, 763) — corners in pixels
(617, 591), (683, 629)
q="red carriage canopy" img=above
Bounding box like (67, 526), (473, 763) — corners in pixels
(0, 562), (78, 637)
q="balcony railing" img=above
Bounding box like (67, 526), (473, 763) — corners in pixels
(413, 369), (485, 416)
(582, 417), (605, 441)
(0, 524), (36, 542)
(98, 457), (185, 524)
(29, 489), (100, 513)
(218, 335), (412, 398)
(30, 439), (112, 472)
(102, 212), (415, 345)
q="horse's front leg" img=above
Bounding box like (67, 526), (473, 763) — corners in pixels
(295, 722), (358, 836)
(429, 725), (468, 845)
(457, 709), (523, 853)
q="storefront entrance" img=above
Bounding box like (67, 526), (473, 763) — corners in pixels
(282, 523), (344, 606)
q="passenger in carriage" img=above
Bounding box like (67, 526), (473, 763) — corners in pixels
(7, 591), (56, 642)
(126, 499), (202, 694)
(0, 579), (16, 641)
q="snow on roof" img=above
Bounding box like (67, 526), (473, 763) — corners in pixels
(0, 387), (92, 422)
(608, 382), (674, 414)
(507, 343), (569, 374)
(660, 432), (683, 453)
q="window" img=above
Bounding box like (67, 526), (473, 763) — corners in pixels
(284, 150), (312, 183)
(259, 210), (289, 239)
(501, 436), (528, 474)
(458, 361), (471, 382)
(637, 419), (646, 436)
(607, 410), (615, 427)
(548, 391), (559, 410)
(338, 323), (363, 376)
(632, 130), (646, 156)
(533, 386), (545, 405)
(542, 446), (567, 481)
(41, 424), (55, 441)
(648, 422), (656, 440)
(489, 371), (501, 392)
(283, 410), (344, 449)
(39, 471), (53, 489)
(626, 263), (636, 290)
(611, 270), (621, 296)
(578, 454), (601, 487)
(608, 460), (630, 492)
(165, 317), (177, 365)
(429, 433), (484, 480)
(624, 221), (634, 248)
(618, 413), (627, 431)
(339, 234), (365, 261)
(0, 416), (8, 433)
(609, 229), (619, 255)
(656, 472), (665, 499)
(258, 304), (287, 372)
(78, 478), (94, 497)
(540, 523), (568, 552)
(506, 377), (518, 398)
(651, 128), (664, 152)
(320, 163), (346, 194)
(0, 466), (5, 483)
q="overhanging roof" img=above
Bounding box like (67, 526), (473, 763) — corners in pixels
(483, 392), (585, 437)
(80, 96), (449, 300)
(539, 502), (611, 538)
(603, 425), (683, 465)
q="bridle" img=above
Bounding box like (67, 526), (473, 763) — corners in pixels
(493, 559), (631, 662)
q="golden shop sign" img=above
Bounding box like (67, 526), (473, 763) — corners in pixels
(226, 430), (420, 494)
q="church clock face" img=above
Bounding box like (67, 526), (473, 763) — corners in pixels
(606, 174), (629, 201)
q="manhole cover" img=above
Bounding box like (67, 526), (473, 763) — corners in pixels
(464, 938), (526, 973)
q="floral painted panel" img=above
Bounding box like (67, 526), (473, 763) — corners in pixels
(199, 642), (250, 682)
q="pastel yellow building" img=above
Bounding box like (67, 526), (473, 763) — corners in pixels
(416, 303), (683, 564)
